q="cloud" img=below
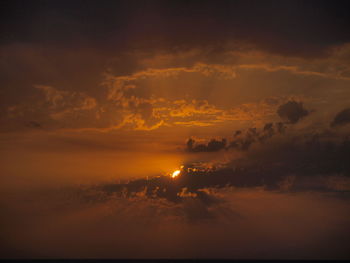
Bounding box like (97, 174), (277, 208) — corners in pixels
(34, 85), (97, 113)
(3, 184), (350, 258)
(105, 62), (237, 100)
(186, 138), (227, 152)
(3, 83), (281, 132)
(94, 66), (248, 130)
(3, 41), (350, 133)
(331, 108), (350, 127)
(3, 1), (350, 58)
(89, 128), (350, 207)
(236, 63), (350, 81)
(277, 100), (309, 124)
(30, 85), (98, 125)
(25, 121), (42, 129)
(6, 42), (350, 133)
(186, 122), (286, 153)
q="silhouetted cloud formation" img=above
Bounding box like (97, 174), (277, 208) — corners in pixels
(331, 108), (350, 127)
(96, 131), (350, 206)
(187, 138), (227, 152)
(25, 121), (42, 129)
(186, 122), (286, 152)
(277, 101), (309, 124)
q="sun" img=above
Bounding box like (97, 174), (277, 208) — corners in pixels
(171, 170), (181, 178)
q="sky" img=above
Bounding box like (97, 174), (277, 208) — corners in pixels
(1, 0), (350, 259)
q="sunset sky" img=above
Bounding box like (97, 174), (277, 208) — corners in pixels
(1, 0), (350, 259)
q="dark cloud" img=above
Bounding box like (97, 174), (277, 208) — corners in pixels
(25, 121), (42, 129)
(94, 131), (350, 208)
(186, 138), (227, 152)
(331, 108), (350, 127)
(1, 0), (350, 57)
(277, 101), (309, 124)
(234, 130), (242, 137)
(187, 122), (286, 153)
(258, 123), (275, 143)
(276, 122), (286, 134)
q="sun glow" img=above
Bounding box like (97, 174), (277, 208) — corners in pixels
(172, 170), (181, 178)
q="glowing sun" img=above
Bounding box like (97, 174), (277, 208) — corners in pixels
(172, 170), (181, 178)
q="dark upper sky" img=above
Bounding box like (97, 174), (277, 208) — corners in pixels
(2, 0), (350, 57)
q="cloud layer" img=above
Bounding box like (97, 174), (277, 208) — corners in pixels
(331, 108), (350, 127)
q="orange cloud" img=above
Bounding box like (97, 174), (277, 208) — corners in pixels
(5, 43), (350, 133)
